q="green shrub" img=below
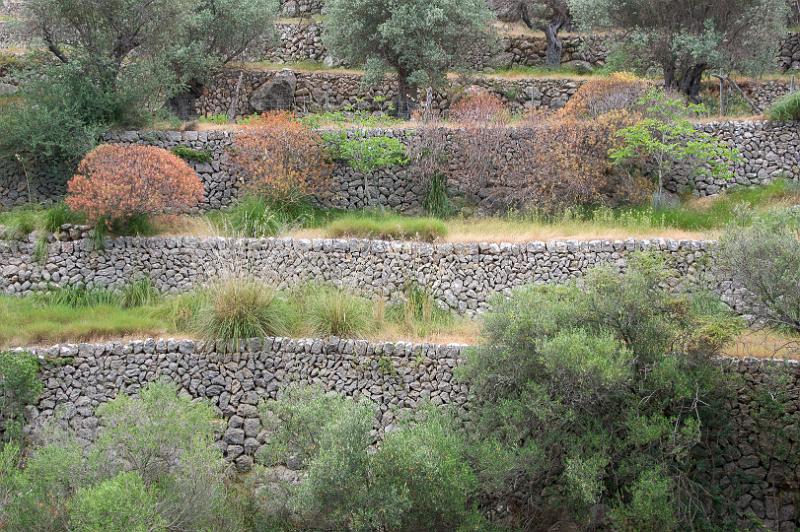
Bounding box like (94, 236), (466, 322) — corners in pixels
(304, 285), (374, 337)
(458, 255), (743, 529)
(192, 279), (293, 349)
(767, 91), (800, 121)
(326, 212), (447, 241)
(370, 408), (481, 531)
(1, 382), (240, 532)
(717, 209), (800, 332)
(0, 352), (42, 443)
(258, 385), (481, 530)
(171, 146), (212, 163)
(0, 437), (85, 530)
(324, 133), (409, 172)
(68, 471), (165, 532)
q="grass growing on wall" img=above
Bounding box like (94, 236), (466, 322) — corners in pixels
(0, 280), (476, 348)
(325, 212), (447, 241)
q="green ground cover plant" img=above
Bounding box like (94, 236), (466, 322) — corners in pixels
(300, 111), (404, 129)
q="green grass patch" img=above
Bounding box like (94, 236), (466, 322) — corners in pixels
(326, 212), (447, 241)
(300, 111), (403, 129)
(0, 280), (473, 348)
(0, 296), (171, 347)
(171, 146), (212, 163)
(0, 203), (85, 239)
(766, 91), (800, 121)
(206, 194), (334, 237)
(198, 114), (230, 125)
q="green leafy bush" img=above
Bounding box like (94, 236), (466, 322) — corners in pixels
(257, 385), (481, 530)
(458, 254), (743, 530)
(766, 91), (800, 121)
(610, 90), (740, 205)
(325, 133), (409, 172)
(0, 352), (42, 443)
(1, 381), (240, 531)
(68, 472), (165, 532)
(717, 209), (800, 332)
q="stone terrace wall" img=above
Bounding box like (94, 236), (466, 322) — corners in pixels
(3, 121), (800, 210)
(0, 235), (744, 316)
(669, 121), (800, 195)
(779, 32), (800, 71)
(250, 21), (609, 70)
(197, 68), (583, 118)
(15, 339), (800, 529)
(280, 0), (323, 16)
(198, 67), (793, 121)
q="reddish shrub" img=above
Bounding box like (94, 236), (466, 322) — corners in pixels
(227, 111), (332, 200)
(66, 145), (204, 224)
(449, 88), (510, 125)
(507, 110), (649, 211)
(560, 73), (651, 119)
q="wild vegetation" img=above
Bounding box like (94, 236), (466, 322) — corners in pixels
(1, 0), (799, 530)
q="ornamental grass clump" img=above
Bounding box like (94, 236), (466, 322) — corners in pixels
(65, 144), (204, 229)
(193, 279), (293, 350)
(304, 285), (374, 337)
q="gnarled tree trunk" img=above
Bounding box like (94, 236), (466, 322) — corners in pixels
(395, 75), (416, 119)
(543, 18), (565, 67)
(664, 61), (707, 103)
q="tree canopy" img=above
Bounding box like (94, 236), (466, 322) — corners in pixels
(569, 0), (789, 100)
(323, 0), (497, 117)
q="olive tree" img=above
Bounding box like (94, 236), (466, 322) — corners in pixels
(491, 0), (570, 66)
(19, 0), (279, 120)
(322, 0), (497, 118)
(569, 0), (789, 101)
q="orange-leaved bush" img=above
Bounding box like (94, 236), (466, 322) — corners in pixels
(66, 144), (204, 225)
(560, 73), (651, 119)
(448, 88), (510, 125)
(227, 111), (332, 200)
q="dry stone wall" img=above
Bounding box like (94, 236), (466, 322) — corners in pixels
(197, 68), (583, 117)
(250, 21), (609, 70)
(2, 121), (799, 210)
(279, 0), (323, 16)
(0, 234), (748, 316)
(13, 339), (800, 529)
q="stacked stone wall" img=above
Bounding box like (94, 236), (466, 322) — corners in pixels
(196, 68), (583, 118)
(14, 339), (800, 529)
(248, 21), (609, 70)
(3, 121), (800, 210)
(0, 235), (745, 316)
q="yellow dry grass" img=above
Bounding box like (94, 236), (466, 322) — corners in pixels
(724, 330), (800, 361)
(290, 218), (712, 243)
